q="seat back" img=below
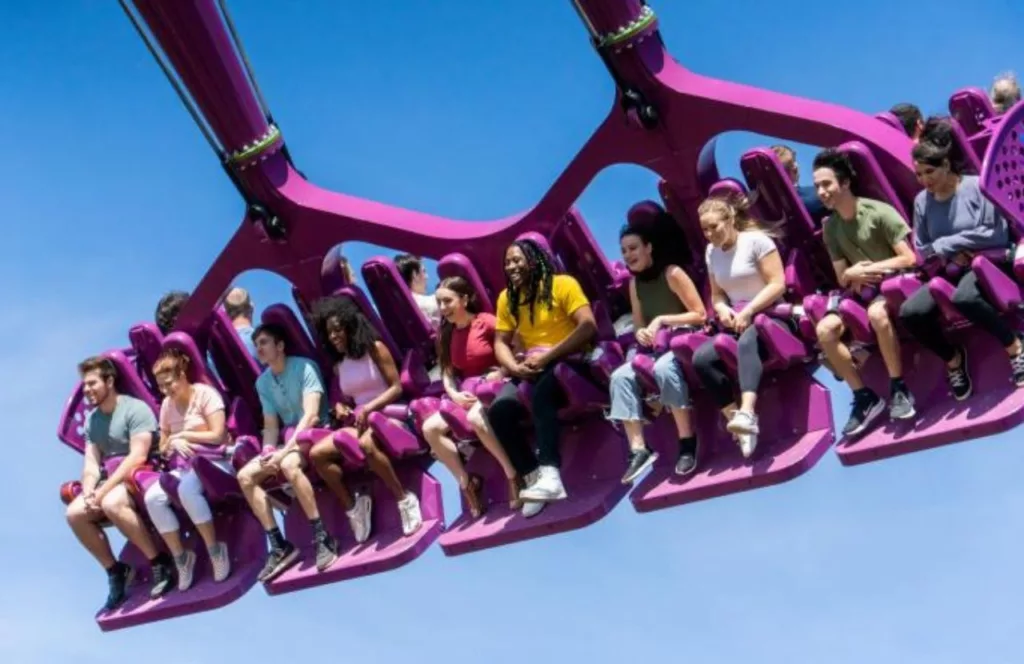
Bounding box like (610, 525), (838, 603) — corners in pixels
(437, 252), (495, 314)
(948, 117), (982, 175)
(875, 111), (906, 133)
(949, 87), (996, 137)
(708, 178), (749, 200)
(207, 309), (261, 419)
(837, 140), (912, 221)
(261, 303), (330, 378)
(551, 209), (628, 317)
(162, 331), (219, 387)
(740, 148), (837, 296)
(515, 231), (566, 272)
(979, 99), (1024, 237)
(361, 256), (437, 366)
(322, 247), (355, 294)
(128, 322), (165, 398)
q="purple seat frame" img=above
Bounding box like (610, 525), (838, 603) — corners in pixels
(361, 255), (438, 368)
(437, 252), (496, 314)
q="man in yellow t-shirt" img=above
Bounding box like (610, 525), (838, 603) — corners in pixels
(488, 238), (597, 516)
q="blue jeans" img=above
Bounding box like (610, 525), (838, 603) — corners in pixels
(607, 350), (690, 422)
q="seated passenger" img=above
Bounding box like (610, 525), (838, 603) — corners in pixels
(990, 71), (1021, 114)
(488, 238), (598, 513)
(339, 253), (357, 285)
(143, 350), (233, 596)
(225, 286), (260, 362)
(898, 120), (1024, 398)
(395, 253), (441, 328)
(692, 197), (787, 457)
(890, 103), (925, 142)
(155, 290), (191, 334)
(64, 356), (173, 609)
(419, 277), (520, 516)
(771, 144), (828, 222)
(610, 224), (706, 482)
(236, 323), (336, 582)
(308, 296), (424, 540)
(811, 149), (918, 436)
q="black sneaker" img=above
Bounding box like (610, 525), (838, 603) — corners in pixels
(674, 449), (697, 477)
(149, 557), (175, 599)
(1010, 346), (1024, 387)
(889, 386), (916, 421)
(620, 447), (658, 484)
(257, 542), (300, 583)
(841, 390), (885, 438)
(314, 536), (339, 572)
(947, 348), (972, 401)
(104, 563), (134, 611)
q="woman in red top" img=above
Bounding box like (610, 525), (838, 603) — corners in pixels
(419, 276), (519, 517)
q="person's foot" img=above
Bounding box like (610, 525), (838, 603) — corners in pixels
(519, 466), (568, 502)
(461, 474), (486, 518)
(521, 500), (545, 518)
(674, 449), (697, 476)
(947, 348), (972, 401)
(889, 385), (916, 421)
(398, 492), (424, 536)
(346, 493), (373, 544)
(314, 535), (339, 572)
(149, 555), (176, 599)
(209, 542), (231, 583)
(257, 542), (299, 583)
(104, 562), (134, 611)
(726, 410), (759, 436)
(506, 475), (524, 510)
(174, 550), (197, 592)
(841, 389), (885, 438)
(621, 447), (658, 484)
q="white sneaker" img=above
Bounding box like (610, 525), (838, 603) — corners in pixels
(175, 550), (197, 592)
(726, 410), (759, 436)
(521, 501), (545, 518)
(209, 542), (231, 583)
(397, 492), (423, 536)
(519, 466), (567, 502)
(737, 431), (758, 459)
(522, 469), (541, 489)
(346, 493), (373, 544)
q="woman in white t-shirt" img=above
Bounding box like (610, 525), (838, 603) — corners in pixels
(143, 349), (233, 597)
(692, 196), (787, 459)
(395, 253), (441, 329)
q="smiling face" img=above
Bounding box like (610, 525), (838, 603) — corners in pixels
(504, 245), (528, 288)
(812, 166), (847, 211)
(620, 233), (653, 272)
(700, 208), (733, 248)
(81, 369), (112, 407)
(914, 159), (953, 194)
(156, 370), (188, 401)
(325, 316), (348, 354)
(436, 286), (468, 324)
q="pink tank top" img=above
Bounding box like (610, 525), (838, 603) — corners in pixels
(337, 354), (388, 406)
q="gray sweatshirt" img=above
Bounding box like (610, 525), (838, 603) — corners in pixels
(912, 175), (1009, 258)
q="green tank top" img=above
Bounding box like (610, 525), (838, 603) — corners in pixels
(634, 269), (686, 326)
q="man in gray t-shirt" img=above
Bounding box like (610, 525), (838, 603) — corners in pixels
(65, 356), (174, 611)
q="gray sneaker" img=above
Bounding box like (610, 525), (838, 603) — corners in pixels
(314, 536), (339, 572)
(209, 542), (231, 582)
(889, 387), (916, 421)
(175, 550), (197, 592)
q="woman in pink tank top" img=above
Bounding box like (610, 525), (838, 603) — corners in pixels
(306, 296), (424, 546)
(418, 276), (519, 518)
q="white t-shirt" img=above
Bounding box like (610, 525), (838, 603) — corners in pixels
(705, 230), (779, 310)
(414, 292), (441, 329)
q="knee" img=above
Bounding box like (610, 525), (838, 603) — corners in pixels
(867, 303), (893, 330)
(100, 488), (129, 516)
(653, 353), (680, 380)
(951, 284), (981, 310)
(609, 363), (634, 388)
(422, 413), (448, 439)
(308, 438), (336, 466)
(466, 403), (487, 430)
(815, 315), (844, 345)
(65, 496), (89, 524)
(278, 453), (304, 479)
(143, 484), (167, 511)
(692, 343), (716, 371)
(237, 460), (260, 487)
(357, 432), (378, 455)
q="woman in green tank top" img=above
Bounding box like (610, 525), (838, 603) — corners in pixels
(609, 223), (706, 484)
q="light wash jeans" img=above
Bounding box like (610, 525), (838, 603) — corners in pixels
(607, 349), (690, 422)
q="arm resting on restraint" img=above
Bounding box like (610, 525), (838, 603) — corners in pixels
(358, 341), (403, 416)
(652, 266), (707, 329)
(738, 249), (786, 319)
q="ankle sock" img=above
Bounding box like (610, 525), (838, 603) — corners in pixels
(679, 436), (697, 456)
(890, 377), (907, 393)
(310, 518), (328, 542)
(266, 527), (286, 550)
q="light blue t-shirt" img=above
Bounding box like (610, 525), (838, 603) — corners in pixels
(235, 324), (260, 364)
(255, 356), (329, 428)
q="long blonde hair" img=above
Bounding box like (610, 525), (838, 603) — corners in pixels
(697, 194), (768, 234)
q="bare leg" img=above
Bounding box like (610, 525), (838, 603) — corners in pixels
(739, 392), (757, 414)
(466, 402), (518, 480)
(279, 452), (320, 519)
(237, 459), (276, 530)
(668, 406), (694, 438)
(193, 522), (217, 551)
(160, 530), (185, 557)
(421, 412), (469, 486)
(621, 420), (647, 452)
(868, 301), (903, 379)
(309, 435), (355, 510)
(359, 430), (406, 500)
(101, 485), (159, 560)
(817, 314), (864, 388)
(66, 496), (117, 568)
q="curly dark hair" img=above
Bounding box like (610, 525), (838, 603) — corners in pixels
(504, 239), (557, 326)
(155, 290), (190, 334)
(436, 276), (481, 375)
(311, 295), (379, 361)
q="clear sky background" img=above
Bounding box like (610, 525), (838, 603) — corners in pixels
(3, 2), (1024, 662)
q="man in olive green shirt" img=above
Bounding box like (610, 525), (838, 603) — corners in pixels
(812, 148), (919, 438)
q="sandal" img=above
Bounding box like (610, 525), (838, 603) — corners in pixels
(462, 473), (485, 519)
(506, 475), (524, 510)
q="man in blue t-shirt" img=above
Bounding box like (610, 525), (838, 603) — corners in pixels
(771, 144), (828, 223)
(224, 286), (261, 363)
(236, 322), (338, 583)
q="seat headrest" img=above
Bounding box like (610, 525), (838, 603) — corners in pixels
(437, 252), (495, 314)
(627, 200), (664, 227)
(162, 331), (217, 386)
(105, 349), (159, 413)
(361, 256), (436, 359)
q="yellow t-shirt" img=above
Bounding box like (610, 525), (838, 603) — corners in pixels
(495, 274), (590, 350)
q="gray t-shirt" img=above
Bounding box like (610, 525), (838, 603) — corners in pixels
(706, 230), (779, 309)
(913, 174), (1009, 259)
(86, 394), (158, 461)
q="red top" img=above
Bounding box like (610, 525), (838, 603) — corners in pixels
(449, 313), (497, 377)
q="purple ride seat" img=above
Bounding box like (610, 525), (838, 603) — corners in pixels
(551, 208), (631, 321)
(834, 108), (1024, 465)
(206, 308), (262, 423)
(437, 252), (496, 314)
(128, 323), (166, 399)
(629, 163), (834, 514)
(361, 255), (439, 372)
(875, 111), (906, 134)
(438, 231), (630, 556)
(949, 117), (983, 176)
(250, 302), (443, 595)
(949, 87), (998, 162)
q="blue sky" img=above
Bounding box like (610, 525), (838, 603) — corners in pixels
(3, 1), (1024, 661)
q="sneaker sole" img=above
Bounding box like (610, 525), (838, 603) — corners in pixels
(316, 551), (339, 573)
(259, 548), (300, 584)
(519, 489), (568, 503)
(889, 401), (917, 420)
(177, 553), (197, 592)
(843, 400), (886, 438)
(674, 457), (698, 477)
(952, 350), (973, 401)
(621, 452), (659, 484)
(726, 419), (758, 436)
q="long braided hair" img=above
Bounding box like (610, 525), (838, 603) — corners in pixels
(504, 239), (557, 326)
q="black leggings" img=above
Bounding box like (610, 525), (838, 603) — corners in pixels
(898, 270), (1017, 363)
(487, 363), (566, 475)
(692, 321), (786, 409)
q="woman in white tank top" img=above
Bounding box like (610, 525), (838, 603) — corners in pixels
(305, 296), (424, 547)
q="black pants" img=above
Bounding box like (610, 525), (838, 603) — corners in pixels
(898, 270), (1016, 363)
(487, 364), (566, 475)
(692, 321), (787, 409)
